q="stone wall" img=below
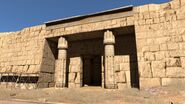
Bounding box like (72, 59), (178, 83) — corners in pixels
(0, 0), (185, 89)
(114, 56), (130, 90)
(134, 0), (185, 89)
(0, 25), (53, 88)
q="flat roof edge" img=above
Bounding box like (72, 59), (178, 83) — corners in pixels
(45, 5), (133, 26)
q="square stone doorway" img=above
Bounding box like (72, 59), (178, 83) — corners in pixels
(82, 55), (102, 87)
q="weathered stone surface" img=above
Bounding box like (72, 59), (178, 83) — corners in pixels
(139, 62), (152, 78)
(162, 78), (185, 86)
(144, 52), (155, 61)
(116, 71), (126, 83)
(125, 71), (131, 87)
(166, 67), (185, 77)
(165, 58), (181, 67)
(151, 61), (166, 77)
(140, 78), (161, 89)
(117, 83), (127, 90)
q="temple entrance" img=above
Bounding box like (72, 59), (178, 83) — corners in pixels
(83, 55), (102, 86)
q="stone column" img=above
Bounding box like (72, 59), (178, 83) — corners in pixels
(55, 37), (68, 88)
(104, 30), (116, 89)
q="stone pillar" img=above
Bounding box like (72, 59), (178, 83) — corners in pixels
(104, 30), (116, 89)
(55, 37), (68, 88)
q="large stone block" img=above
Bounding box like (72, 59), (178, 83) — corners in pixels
(167, 43), (179, 50)
(149, 45), (159, 52)
(140, 78), (161, 89)
(144, 52), (155, 61)
(162, 78), (185, 86)
(119, 63), (130, 71)
(69, 65), (81, 72)
(117, 83), (127, 90)
(69, 57), (82, 65)
(139, 5), (149, 13)
(69, 73), (76, 82)
(152, 61), (166, 77)
(116, 71), (126, 83)
(170, 0), (181, 9)
(155, 51), (166, 60)
(148, 4), (160, 11)
(125, 71), (131, 84)
(166, 67), (185, 77)
(138, 62), (152, 77)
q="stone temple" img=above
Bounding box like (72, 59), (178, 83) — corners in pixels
(0, 0), (185, 90)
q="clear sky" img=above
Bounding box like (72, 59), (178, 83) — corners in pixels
(0, 0), (170, 32)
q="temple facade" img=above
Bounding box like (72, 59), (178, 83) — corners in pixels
(0, 0), (185, 89)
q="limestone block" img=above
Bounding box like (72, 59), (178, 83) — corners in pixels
(144, 52), (155, 61)
(125, 71), (130, 83)
(166, 67), (185, 77)
(170, 0), (181, 9)
(151, 61), (166, 77)
(171, 36), (183, 43)
(127, 20), (134, 26)
(116, 71), (126, 83)
(146, 38), (154, 45)
(142, 46), (149, 52)
(155, 51), (166, 60)
(177, 10), (185, 19)
(160, 44), (168, 51)
(39, 73), (53, 82)
(12, 66), (19, 73)
(139, 62), (152, 77)
(120, 63), (130, 71)
(69, 57), (82, 65)
(149, 45), (159, 52)
(37, 83), (49, 88)
(156, 37), (170, 44)
(165, 58), (181, 67)
(139, 5), (149, 13)
(154, 18), (160, 23)
(117, 83), (127, 90)
(68, 83), (75, 88)
(75, 73), (81, 83)
(160, 17), (166, 23)
(179, 43), (185, 50)
(70, 65), (81, 72)
(149, 4), (160, 11)
(145, 19), (153, 25)
(140, 78), (161, 89)
(114, 64), (120, 72)
(181, 0), (185, 6)
(162, 78), (185, 86)
(167, 43), (179, 50)
(169, 50), (185, 57)
(69, 73), (76, 82)
(143, 12), (150, 19)
(28, 65), (36, 73)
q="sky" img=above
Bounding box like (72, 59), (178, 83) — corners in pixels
(0, 0), (170, 32)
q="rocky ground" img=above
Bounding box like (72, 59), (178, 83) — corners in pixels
(0, 84), (185, 104)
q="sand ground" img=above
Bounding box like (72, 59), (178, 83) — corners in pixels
(0, 85), (185, 104)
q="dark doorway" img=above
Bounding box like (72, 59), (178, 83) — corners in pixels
(83, 55), (102, 86)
